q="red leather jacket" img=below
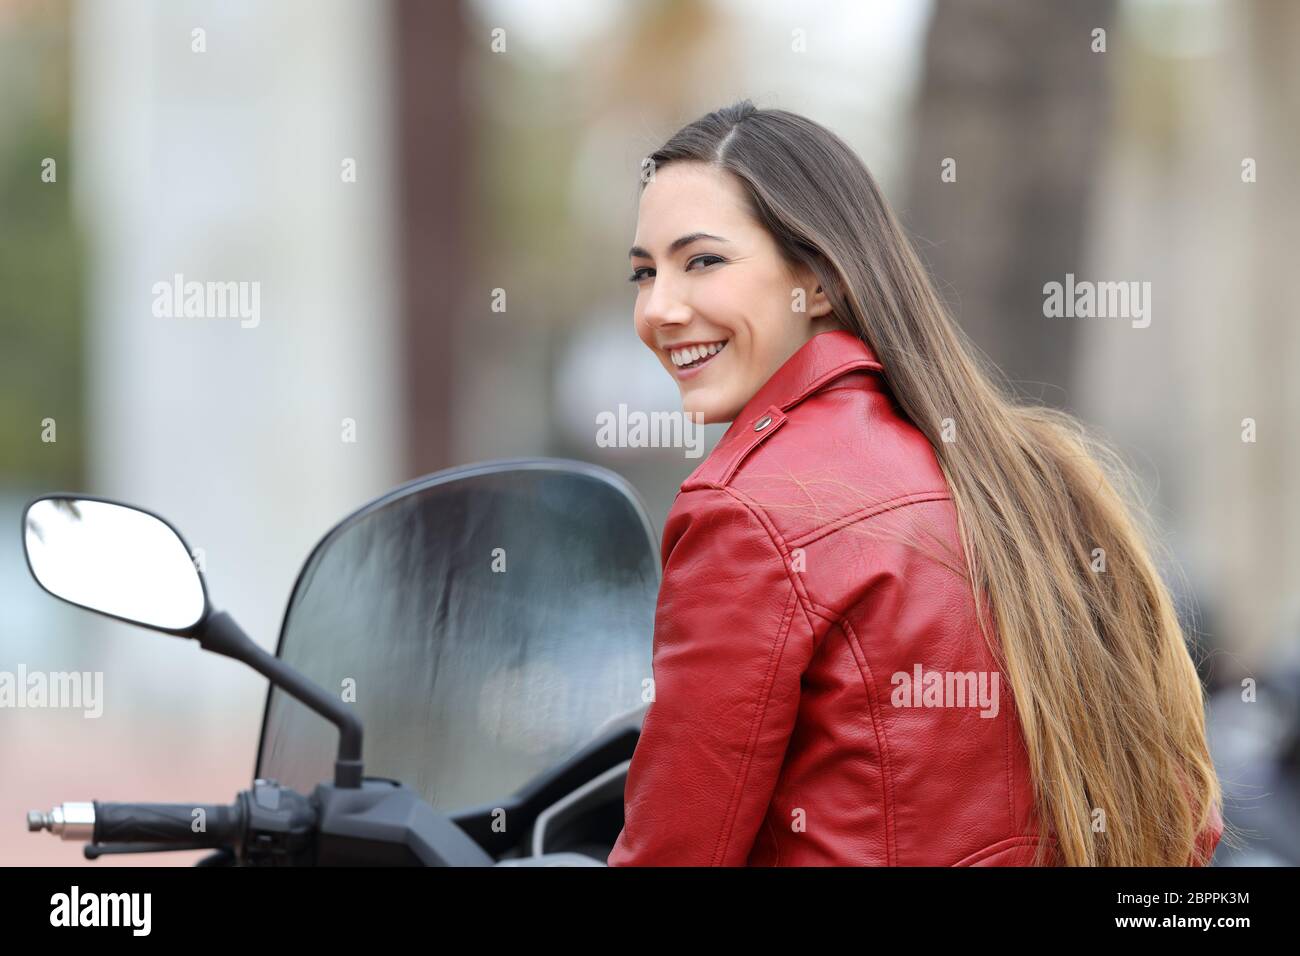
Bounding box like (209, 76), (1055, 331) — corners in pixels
(607, 329), (1223, 866)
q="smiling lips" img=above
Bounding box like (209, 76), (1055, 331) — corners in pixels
(668, 340), (728, 371)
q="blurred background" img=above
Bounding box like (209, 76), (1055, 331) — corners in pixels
(1, 0), (1297, 864)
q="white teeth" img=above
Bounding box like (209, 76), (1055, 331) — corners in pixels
(669, 341), (727, 367)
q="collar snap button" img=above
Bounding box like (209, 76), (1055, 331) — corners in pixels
(754, 415), (773, 432)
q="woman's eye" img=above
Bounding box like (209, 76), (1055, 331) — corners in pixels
(627, 255), (722, 284)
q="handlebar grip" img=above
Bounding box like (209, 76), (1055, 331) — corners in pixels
(94, 801), (244, 848)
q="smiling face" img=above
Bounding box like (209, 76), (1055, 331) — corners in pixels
(629, 161), (840, 424)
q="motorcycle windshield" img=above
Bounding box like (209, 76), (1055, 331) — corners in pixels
(255, 459), (658, 812)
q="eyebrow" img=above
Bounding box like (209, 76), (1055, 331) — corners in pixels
(628, 232), (730, 260)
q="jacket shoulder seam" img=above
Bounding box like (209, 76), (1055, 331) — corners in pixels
(698, 484), (830, 642)
(786, 490), (952, 550)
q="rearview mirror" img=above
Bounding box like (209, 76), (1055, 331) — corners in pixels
(22, 496), (208, 633)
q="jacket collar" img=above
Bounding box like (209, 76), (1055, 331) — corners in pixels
(734, 329), (884, 423)
(681, 329), (885, 490)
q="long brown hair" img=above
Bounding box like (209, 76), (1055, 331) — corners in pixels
(641, 99), (1223, 866)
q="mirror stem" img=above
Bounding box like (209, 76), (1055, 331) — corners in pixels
(199, 611), (364, 788)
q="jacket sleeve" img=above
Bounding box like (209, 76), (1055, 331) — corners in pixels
(606, 487), (815, 866)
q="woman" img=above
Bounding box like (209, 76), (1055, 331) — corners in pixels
(605, 100), (1224, 867)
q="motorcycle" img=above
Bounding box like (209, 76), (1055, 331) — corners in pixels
(20, 458), (658, 866)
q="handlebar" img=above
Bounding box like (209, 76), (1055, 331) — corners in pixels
(29, 781), (318, 863)
(26, 779), (496, 865)
(94, 801), (244, 848)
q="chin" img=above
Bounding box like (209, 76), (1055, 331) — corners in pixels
(681, 391), (739, 426)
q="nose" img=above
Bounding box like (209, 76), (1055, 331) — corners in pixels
(640, 273), (693, 333)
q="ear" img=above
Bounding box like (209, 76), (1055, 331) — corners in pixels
(792, 263), (834, 321)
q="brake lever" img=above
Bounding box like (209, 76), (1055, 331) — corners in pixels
(84, 842), (216, 859)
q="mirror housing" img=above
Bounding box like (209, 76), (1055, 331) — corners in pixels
(20, 493), (364, 788)
(22, 495), (209, 634)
